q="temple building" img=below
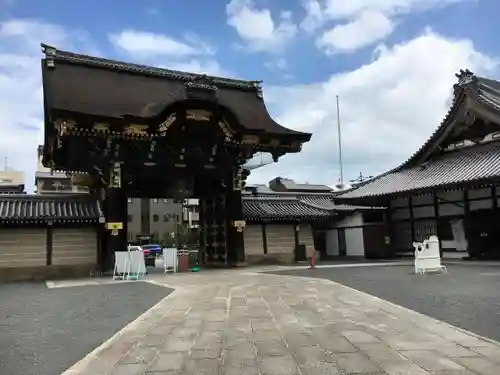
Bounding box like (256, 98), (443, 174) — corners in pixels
(0, 170), (25, 194)
(336, 69), (500, 260)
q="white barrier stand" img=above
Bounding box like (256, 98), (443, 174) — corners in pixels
(127, 250), (146, 280)
(113, 251), (130, 280)
(163, 248), (178, 274)
(413, 235), (447, 274)
(113, 247), (147, 281)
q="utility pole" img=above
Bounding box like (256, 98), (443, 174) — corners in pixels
(336, 95), (344, 186)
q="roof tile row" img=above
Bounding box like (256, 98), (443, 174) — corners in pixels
(0, 195), (102, 223)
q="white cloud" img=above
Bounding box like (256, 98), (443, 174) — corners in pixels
(248, 29), (498, 186)
(302, 0), (473, 53)
(109, 29), (228, 77)
(109, 29), (215, 58)
(226, 0), (297, 54)
(316, 10), (395, 54)
(0, 19), (97, 192)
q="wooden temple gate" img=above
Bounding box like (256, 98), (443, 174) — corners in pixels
(39, 44), (311, 271)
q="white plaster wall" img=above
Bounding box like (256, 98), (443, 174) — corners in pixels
(326, 213), (365, 257)
(468, 187), (491, 199)
(345, 228), (364, 256)
(438, 203), (464, 216)
(335, 213), (363, 228)
(326, 229), (339, 256)
(470, 199), (493, 211)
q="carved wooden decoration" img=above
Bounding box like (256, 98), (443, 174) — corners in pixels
(269, 138), (281, 147)
(158, 113), (177, 134)
(108, 162), (121, 188)
(124, 124), (148, 136)
(186, 109), (211, 121)
(55, 119), (76, 136)
(218, 118), (233, 140)
(242, 135), (260, 145)
(93, 122), (110, 132)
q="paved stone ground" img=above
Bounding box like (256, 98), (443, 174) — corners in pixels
(60, 268), (500, 375)
(0, 281), (172, 375)
(272, 264), (500, 342)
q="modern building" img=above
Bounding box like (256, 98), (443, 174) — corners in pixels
(182, 198), (199, 228)
(126, 198), (183, 244)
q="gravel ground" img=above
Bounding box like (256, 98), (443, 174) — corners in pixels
(270, 264), (500, 342)
(0, 281), (172, 375)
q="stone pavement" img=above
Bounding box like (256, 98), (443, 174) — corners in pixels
(62, 268), (500, 375)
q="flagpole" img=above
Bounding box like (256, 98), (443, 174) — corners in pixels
(336, 95), (344, 186)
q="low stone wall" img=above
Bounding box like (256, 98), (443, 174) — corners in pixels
(0, 264), (97, 282)
(246, 253), (295, 265)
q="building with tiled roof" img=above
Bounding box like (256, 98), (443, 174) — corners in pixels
(336, 69), (500, 259)
(240, 181), (389, 264)
(0, 194), (103, 281)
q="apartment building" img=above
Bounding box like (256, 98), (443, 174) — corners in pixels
(183, 198), (199, 228)
(127, 198), (183, 243)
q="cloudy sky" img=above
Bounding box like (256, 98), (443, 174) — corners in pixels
(0, 0), (499, 191)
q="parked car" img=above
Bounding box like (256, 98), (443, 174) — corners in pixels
(141, 244), (162, 256)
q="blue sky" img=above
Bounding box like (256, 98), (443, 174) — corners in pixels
(0, 0), (499, 189)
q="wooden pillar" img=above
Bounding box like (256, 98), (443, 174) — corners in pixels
(408, 196), (415, 244)
(226, 189), (245, 264)
(46, 224), (53, 266)
(433, 191), (442, 257)
(103, 162), (127, 271)
(293, 222), (300, 250)
(262, 223), (268, 254)
(386, 199), (395, 257)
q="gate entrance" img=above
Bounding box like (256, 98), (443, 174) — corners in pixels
(40, 44), (311, 270)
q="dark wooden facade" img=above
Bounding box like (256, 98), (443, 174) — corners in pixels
(40, 44), (311, 271)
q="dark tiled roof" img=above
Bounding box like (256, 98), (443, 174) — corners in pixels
(400, 70), (500, 169)
(242, 187), (381, 216)
(280, 180), (331, 192)
(35, 171), (69, 180)
(243, 196), (336, 221)
(0, 194), (102, 224)
(339, 141), (500, 199)
(337, 70), (500, 201)
(41, 44), (310, 140)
